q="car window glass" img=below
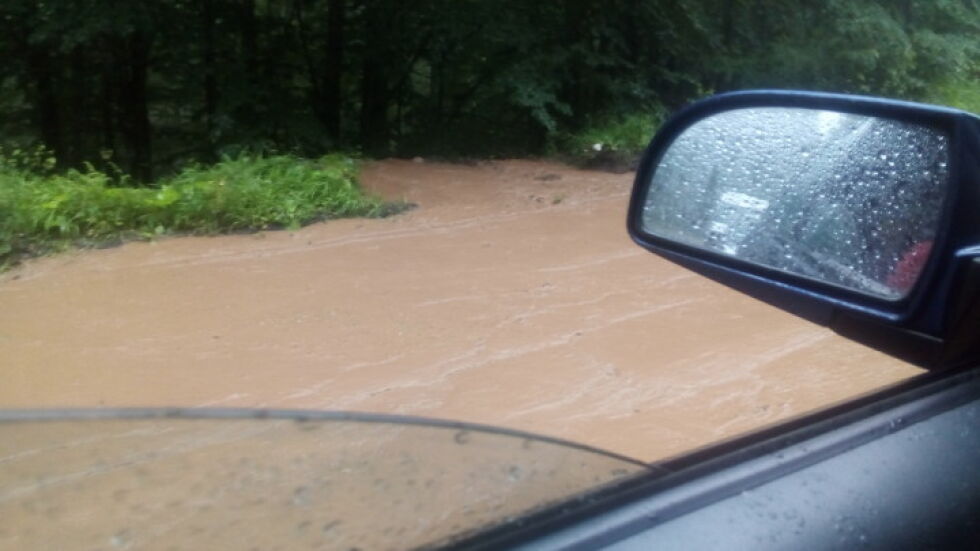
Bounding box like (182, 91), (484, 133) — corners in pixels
(0, 414), (646, 550)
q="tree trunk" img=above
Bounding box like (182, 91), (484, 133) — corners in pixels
(359, 1), (389, 155)
(717, 0), (737, 90)
(100, 47), (116, 159)
(121, 32), (153, 182)
(239, 0), (258, 76)
(65, 47), (89, 168)
(564, 0), (589, 122)
(322, 0), (346, 142)
(28, 45), (64, 164)
(202, 0), (219, 160)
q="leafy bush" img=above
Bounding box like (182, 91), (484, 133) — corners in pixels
(0, 154), (404, 269)
(550, 110), (667, 170)
(0, 145), (58, 175)
(927, 78), (980, 115)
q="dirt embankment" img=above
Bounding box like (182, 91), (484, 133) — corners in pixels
(0, 159), (921, 461)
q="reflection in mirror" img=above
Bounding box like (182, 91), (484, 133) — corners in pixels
(641, 107), (950, 299)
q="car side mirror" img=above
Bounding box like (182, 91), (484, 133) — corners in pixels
(628, 91), (980, 369)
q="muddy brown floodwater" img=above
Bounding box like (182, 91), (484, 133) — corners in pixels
(0, 159), (922, 461)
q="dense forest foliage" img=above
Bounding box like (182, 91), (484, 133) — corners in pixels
(2, 0), (979, 181)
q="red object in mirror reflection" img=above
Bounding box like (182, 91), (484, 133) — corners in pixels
(887, 240), (934, 293)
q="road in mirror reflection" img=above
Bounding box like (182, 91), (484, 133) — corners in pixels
(642, 107), (949, 299)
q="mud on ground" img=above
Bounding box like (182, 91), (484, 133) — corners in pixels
(0, 159), (921, 461)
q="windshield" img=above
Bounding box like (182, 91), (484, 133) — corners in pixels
(0, 410), (648, 550)
(5, 2), (967, 548)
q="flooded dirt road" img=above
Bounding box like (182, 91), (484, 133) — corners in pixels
(0, 159), (922, 461)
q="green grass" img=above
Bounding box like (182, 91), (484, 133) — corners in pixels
(0, 154), (407, 269)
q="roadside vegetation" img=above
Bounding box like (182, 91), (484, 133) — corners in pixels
(3, 2), (978, 174)
(0, 152), (403, 269)
(550, 110), (668, 171)
(928, 78), (980, 116)
(1, 1), (978, 267)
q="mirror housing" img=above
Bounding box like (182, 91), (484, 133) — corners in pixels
(628, 91), (980, 369)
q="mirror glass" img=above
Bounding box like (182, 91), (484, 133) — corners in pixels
(640, 107), (950, 300)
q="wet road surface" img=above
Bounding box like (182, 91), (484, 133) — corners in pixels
(0, 159), (921, 461)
